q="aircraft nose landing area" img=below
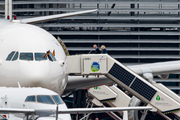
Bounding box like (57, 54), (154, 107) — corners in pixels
(19, 62), (50, 85)
(67, 54), (180, 119)
(18, 61), (64, 90)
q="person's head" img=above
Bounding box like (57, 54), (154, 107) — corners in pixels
(93, 44), (97, 49)
(101, 45), (106, 50)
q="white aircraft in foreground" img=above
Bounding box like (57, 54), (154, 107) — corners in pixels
(0, 87), (71, 120)
(0, 87), (152, 120)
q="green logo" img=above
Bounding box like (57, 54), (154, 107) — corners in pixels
(156, 95), (160, 101)
(94, 87), (98, 90)
(91, 62), (100, 72)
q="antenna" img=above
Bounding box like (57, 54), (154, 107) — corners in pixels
(5, 0), (12, 20)
(5, 0), (9, 19)
(9, 0), (12, 21)
(17, 82), (21, 88)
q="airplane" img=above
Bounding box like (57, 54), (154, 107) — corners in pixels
(0, 0), (180, 119)
(0, 87), (71, 120)
(0, 1), (99, 95)
(0, 87), (152, 120)
(0, 0), (179, 96)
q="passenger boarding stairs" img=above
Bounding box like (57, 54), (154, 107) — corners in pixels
(88, 85), (131, 120)
(67, 54), (180, 119)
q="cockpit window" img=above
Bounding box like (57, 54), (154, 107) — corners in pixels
(47, 55), (53, 62)
(44, 51), (56, 62)
(6, 51), (56, 62)
(6, 51), (15, 61)
(20, 53), (33, 61)
(12, 52), (19, 61)
(52, 95), (64, 104)
(35, 53), (47, 61)
(25, 96), (36, 102)
(50, 52), (56, 61)
(37, 95), (55, 104)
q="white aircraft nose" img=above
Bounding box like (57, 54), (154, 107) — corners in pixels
(20, 61), (50, 86)
(19, 60), (65, 89)
(31, 70), (48, 84)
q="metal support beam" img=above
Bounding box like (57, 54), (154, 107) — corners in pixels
(140, 110), (148, 120)
(73, 90), (87, 119)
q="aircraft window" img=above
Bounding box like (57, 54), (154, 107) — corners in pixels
(20, 53), (33, 61)
(47, 55), (53, 62)
(37, 95), (55, 104)
(35, 53), (47, 61)
(25, 96), (36, 102)
(6, 51), (15, 61)
(12, 52), (19, 61)
(52, 95), (64, 104)
(50, 52), (56, 61)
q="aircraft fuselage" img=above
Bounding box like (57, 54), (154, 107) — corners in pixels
(0, 20), (68, 95)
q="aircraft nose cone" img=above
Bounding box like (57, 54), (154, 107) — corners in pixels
(31, 71), (47, 84)
(20, 62), (49, 86)
(31, 65), (50, 84)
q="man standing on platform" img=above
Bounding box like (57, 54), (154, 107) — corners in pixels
(93, 44), (101, 54)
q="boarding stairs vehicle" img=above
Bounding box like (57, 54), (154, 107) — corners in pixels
(67, 54), (180, 120)
(88, 85), (131, 120)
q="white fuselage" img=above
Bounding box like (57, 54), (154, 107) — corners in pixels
(0, 87), (71, 120)
(0, 20), (68, 95)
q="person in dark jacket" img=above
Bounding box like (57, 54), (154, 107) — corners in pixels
(93, 44), (101, 54)
(101, 45), (107, 54)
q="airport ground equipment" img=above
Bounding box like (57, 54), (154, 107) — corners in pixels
(88, 85), (153, 120)
(88, 85), (131, 109)
(88, 85), (131, 120)
(87, 84), (177, 120)
(88, 85), (118, 103)
(90, 98), (122, 120)
(67, 54), (180, 119)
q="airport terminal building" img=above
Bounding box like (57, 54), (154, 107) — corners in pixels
(0, 0), (180, 94)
